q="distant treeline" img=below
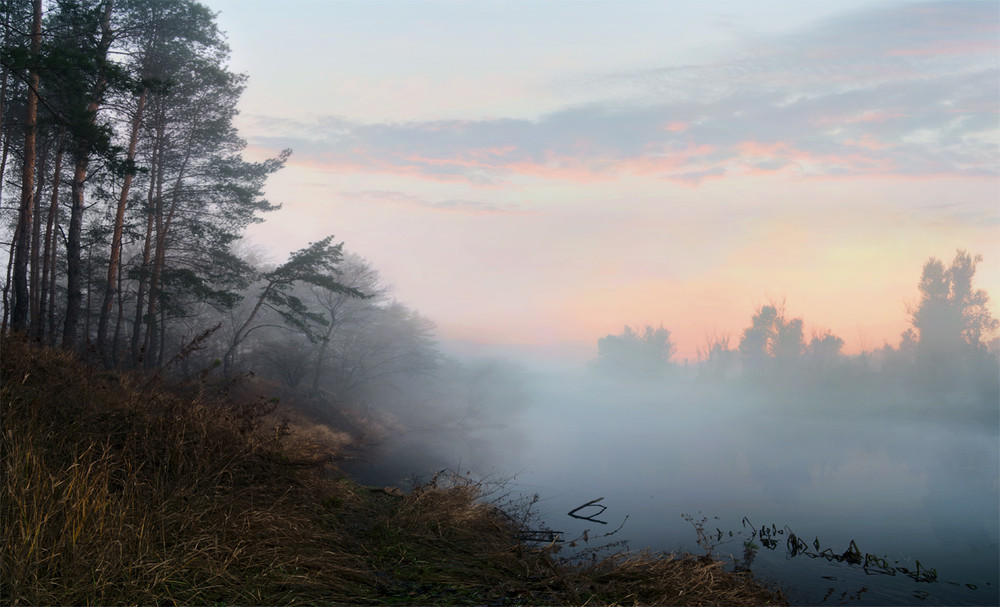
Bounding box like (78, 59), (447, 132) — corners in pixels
(592, 249), (998, 405)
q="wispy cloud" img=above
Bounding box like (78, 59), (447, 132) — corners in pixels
(247, 1), (998, 186)
(338, 189), (531, 214)
(908, 202), (1000, 228)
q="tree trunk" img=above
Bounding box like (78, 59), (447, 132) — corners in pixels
(0, 106), (10, 332)
(0, 5), (9, 141)
(98, 86), (147, 365)
(131, 124), (163, 366)
(11, 0), (42, 332)
(142, 140), (192, 369)
(140, 181), (163, 368)
(311, 313), (336, 392)
(36, 130), (66, 342)
(84, 238), (95, 342)
(0, 11), (10, 201)
(3, 222), (19, 332)
(62, 0), (115, 350)
(46, 248), (59, 345)
(157, 304), (166, 367)
(0, 102), (9, 207)
(29, 138), (51, 334)
(223, 282), (274, 377)
(62, 159), (87, 348)
(111, 252), (126, 364)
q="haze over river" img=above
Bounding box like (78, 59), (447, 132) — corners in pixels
(346, 373), (999, 606)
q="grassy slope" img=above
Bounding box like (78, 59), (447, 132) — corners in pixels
(1, 337), (785, 606)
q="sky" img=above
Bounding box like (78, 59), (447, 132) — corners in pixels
(201, 0), (999, 362)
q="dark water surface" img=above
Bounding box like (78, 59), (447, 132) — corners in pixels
(344, 379), (999, 606)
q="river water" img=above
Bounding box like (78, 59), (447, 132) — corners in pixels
(344, 375), (999, 606)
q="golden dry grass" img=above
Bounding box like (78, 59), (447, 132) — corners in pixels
(1, 336), (786, 606)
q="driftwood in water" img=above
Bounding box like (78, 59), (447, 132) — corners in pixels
(568, 497), (608, 524)
(518, 529), (563, 543)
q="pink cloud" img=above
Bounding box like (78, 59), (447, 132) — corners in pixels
(811, 110), (909, 128)
(731, 139), (907, 179)
(399, 145), (518, 168)
(337, 189), (533, 215)
(735, 140), (796, 157)
(888, 38), (999, 58)
(288, 139), (904, 187)
(844, 134), (888, 151)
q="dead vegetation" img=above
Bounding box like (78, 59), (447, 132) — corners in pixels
(1, 336), (785, 605)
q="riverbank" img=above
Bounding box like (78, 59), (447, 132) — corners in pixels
(2, 337), (785, 605)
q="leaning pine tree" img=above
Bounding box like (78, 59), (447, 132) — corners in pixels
(223, 236), (367, 377)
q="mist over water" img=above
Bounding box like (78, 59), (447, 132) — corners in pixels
(346, 355), (1000, 607)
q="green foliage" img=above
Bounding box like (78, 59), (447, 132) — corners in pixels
(36, 0), (126, 164)
(224, 237), (369, 376)
(159, 266), (243, 312)
(259, 237), (367, 341)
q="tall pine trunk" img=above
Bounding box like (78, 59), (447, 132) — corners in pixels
(142, 151), (189, 369)
(62, 0), (114, 349)
(111, 251), (126, 363)
(62, 159), (88, 348)
(29, 138), (51, 333)
(35, 130), (66, 341)
(98, 86), (147, 365)
(3, 222), (19, 332)
(11, 0), (42, 332)
(0, 4), (9, 141)
(131, 124), (162, 367)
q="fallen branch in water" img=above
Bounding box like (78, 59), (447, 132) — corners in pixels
(569, 497), (608, 524)
(518, 529), (563, 543)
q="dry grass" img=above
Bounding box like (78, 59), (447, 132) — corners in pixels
(2, 336), (786, 606)
(1, 336), (361, 605)
(566, 550), (787, 606)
